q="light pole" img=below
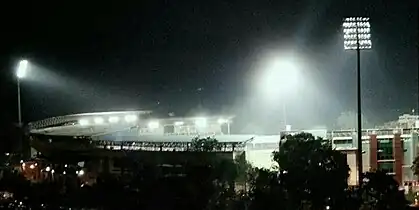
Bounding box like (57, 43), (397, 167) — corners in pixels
(343, 17), (372, 185)
(16, 60), (29, 126)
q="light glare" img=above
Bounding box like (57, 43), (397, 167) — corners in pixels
(78, 119), (89, 126)
(148, 121), (159, 129)
(125, 115), (138, 123)
(343, 17), (372, 50)
(16, 60), (28, 79)
(174, 121), (184, 126)
(195, 118), (207, 127)
(218, 118), (228, 124)
(108, 116), (120, 123)
(94, 117), (104, 124)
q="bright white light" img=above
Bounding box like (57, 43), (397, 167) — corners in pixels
(29, 164), (35, 169)
(260, 59), (300, 97)
(174, 121), (184, 126)
(16, 60), (28, 79)
(125, 115), (138, 123)
(45, 166), (51, 172)
(195, 118), (207, 127)
(64, 164), (68, 168)
(78, 169), (85, 176)
(63, 171), (66, 175)
(22, 163), (26, 167)
(217, 118), (228, 124)
(20, 160), (23, 163)
(5, 153), (9, 156)
(108, 116), (120, 123)
(343, 17), (372, 50)
(94, 117), (104, 124)
(78, 119), (89, 126)
(148, 121), (159, 129)
(51, 169), (55, 174)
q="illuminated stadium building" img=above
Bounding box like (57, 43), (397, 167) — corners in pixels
(28, 111), (419, 186)
(28, 111), (252, 178)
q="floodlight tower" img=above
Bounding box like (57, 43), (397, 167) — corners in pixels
(343, 17), (372, 185)
(16, 60), (29, 126)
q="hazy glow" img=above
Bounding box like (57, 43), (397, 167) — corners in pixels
(174, 121), (184, 126)
(108, 116), (120, 123)
(45, 166), (51, 172)
(260, 59), (300, 98)
(78, 169), (85, 176)
(148, 121), (159, 129)
(78, 119), (89, 126)
(16, 60), (28, 79)
(218, 118), (228, 124)
(94, 117), (104, 124)
(195, 118), (207, 127)
(125, 115), (138, 123)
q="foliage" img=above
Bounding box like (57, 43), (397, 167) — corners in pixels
(190, 137), (222, 152)
(412, 155), (419, 177)
(272, 132), (350, 209)
(247, 168), (288, 210)
(360, 171), (408, 209)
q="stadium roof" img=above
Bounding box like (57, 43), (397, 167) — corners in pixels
(28, 111), (234, 138)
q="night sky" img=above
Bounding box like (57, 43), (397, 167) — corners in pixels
(0, 0), (418, 133)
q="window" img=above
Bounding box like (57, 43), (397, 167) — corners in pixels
(333, 139), (352, 144)
(378, 140), (393, 160)
(378, 162), (394, 174)
(164, 125), (175, 134)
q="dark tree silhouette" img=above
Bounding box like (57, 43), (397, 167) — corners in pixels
(272, 133), (350, 209)
(360, 171), (408, 209)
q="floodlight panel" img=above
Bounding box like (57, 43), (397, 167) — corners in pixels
(343, 17), (371, 50)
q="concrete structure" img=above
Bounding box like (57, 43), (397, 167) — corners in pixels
(27, 111), (419, 186)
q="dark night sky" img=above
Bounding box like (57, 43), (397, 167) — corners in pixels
(0, 0), (418, 133)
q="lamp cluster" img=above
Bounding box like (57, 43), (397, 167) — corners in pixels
(78, 116), (229, 129)
(78, 114), (138, 126)
(343, 17), (372, 50)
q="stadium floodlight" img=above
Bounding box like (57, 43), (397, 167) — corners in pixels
(174, 121), (184, 126)
(218, 118), (228, 124)
(94, 117), (104, 124)
(16, 60), (29, 79)
(342, 16), (371, 186)
(124, 115), (138, 123)
(195, 117), (207, 127)
(108, 116), (120, 123)
(343, 17), (371, 50)
(16, 59), (30, 126)
(148, 121), (159, 129)
(78, 119), (89, 126)
(77, 169), (85, 176)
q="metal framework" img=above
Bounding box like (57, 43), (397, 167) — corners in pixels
(343, 16), (372, 185)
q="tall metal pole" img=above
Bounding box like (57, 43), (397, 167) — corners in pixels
(17, 78), (22, 126)
(356, 28), (363, 185)
(283, 102), (287, 127)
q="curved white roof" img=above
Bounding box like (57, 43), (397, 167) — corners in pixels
(28, 111), (235, 139)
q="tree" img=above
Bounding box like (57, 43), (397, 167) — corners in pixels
(190, 137), (221, 152)
(337, 111), (369, 129)
(360, 171), (408, 209)
(412, 155), (419, 177)
(272, 133), (350, 209)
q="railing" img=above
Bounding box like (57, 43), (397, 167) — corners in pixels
(91, 141), (245, 152)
